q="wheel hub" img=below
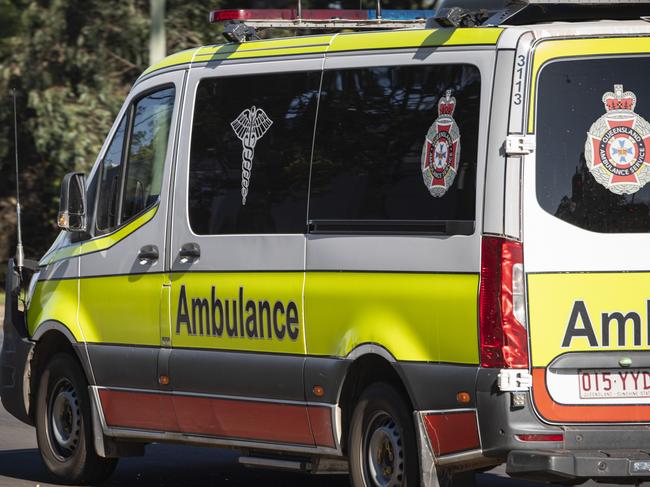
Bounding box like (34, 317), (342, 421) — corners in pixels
(366, 414), (405, 487)
(49, 379), (81, 458)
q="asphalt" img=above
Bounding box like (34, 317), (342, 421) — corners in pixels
(0, 307), (645, 487)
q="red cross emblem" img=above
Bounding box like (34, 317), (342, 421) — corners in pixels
(421, 90), (461, 198)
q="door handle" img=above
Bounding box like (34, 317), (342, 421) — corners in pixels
(179, 242), (200, 263)
(138, 244), (159, 264)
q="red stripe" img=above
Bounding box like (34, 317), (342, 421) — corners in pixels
(423, 411), (480, 456)
(174, 395), (314, 444)
(99, 389), (334, 447)
(307, 406), (336, 448)
(532, 368), (650, 423)
(99, 389), (178, 431)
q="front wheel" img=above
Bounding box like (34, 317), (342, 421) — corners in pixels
(35, 353), (117, 485)
(348, 382), (420, 487)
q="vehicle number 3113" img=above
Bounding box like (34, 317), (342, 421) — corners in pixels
(579, 369), (650, 399)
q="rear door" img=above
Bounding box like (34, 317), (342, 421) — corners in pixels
(524, 36), (650, 424)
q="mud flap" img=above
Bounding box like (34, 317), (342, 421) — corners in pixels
(89, 386), (144, 458)
(415, 411), (441, 487)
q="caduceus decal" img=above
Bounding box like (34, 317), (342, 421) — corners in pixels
(231, 106), (273, 205)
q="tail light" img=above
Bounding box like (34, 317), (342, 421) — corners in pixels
(479, 236), (528, 368)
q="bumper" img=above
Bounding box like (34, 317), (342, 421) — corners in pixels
(477, 368), (650, 482)
(508, 450), (650, 482)
(0, 259), (35, 426)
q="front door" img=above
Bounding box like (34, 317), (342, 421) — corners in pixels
(78, 71), (184, 430)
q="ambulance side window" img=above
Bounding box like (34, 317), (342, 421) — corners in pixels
(121, 87), (175, 222)
(95, 86), (175, 233)
(308, 64), (481, 233)
(96, 116), (127, 231)
(188, 71), (320, 235)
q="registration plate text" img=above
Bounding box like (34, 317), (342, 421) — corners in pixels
(579, 369), (650, 399)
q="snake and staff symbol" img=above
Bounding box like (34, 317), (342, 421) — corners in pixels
(231, 106), (273, 205)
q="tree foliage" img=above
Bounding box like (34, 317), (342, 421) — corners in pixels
(0, 0), (221, 265)
(0, 0), (429, 268)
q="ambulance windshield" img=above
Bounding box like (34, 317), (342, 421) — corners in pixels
(536, 56), (650, 233)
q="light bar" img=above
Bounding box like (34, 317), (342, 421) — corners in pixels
(209, 9), (433, 29)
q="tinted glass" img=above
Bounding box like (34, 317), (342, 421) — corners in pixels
(309, 64), (481, 229)
(96, 116), (127, 231)
(537, 57), (650, 233)
(189, 71), (320, 235)
(122, 87), (175, 222)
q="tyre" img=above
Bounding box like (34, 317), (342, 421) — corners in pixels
(349, 382), (420, 487)
(35, 353), (118, 485)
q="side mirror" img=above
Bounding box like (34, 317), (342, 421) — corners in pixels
(58, 172), (87, 232)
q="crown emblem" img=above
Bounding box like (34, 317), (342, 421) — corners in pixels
(585, 84), (650, 195)
(438, 90), (456, 116)
(422, 89), (461, 198)
(602, 84), (637, 112)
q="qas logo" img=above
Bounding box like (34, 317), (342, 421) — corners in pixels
(421, 90), (461, 198)
(231, 106), (273, 205)
(585, 84), (650, 195)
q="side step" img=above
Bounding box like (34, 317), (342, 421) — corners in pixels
(239, 456), (313, 472)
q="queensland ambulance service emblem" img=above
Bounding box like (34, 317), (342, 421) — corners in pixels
(585, 85), (650, 195)
(421, 90), (461, 198)
(231, 106), (273, 205)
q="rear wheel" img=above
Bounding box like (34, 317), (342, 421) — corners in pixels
(35, 353), (117, 485)
(348, 382), (419, 487)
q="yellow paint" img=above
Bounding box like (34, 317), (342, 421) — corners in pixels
(141, 47), (201, 76)
(528, 273), (650, 367)
(143, 28), (502, 78)
(29, 269), (479, 363)
(528, 37), (650, 132)
(328, 28), (502, 53)
(39, 205), (158, 266)
(78, 273), (164, 346)
(28, 272), (82, 340)
(169, 272), (306, 355)
(305, 272), (479, 363)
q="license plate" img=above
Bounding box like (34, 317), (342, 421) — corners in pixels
(579, 369), (650, 399)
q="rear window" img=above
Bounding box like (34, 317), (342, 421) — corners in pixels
(536, 56), (650, 233)
(308, 64), (481, 235)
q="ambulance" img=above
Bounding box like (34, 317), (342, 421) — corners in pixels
(4, 0), (650, 485)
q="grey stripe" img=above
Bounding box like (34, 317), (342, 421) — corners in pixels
(86, 343), (159, 390)
(399, 362), (479, 410)
(170, 348), (306, 401)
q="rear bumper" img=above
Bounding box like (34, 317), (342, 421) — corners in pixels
(508, 449), (650, 482)
(0, 259), (35, 426)
(477, 368), (650, 482)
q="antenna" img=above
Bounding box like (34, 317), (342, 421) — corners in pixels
(12, 89), (24, 271)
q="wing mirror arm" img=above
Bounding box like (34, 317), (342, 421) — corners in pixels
(58, 172), (88, 233)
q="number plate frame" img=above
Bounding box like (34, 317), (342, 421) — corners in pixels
(578, 368), (650, 399)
